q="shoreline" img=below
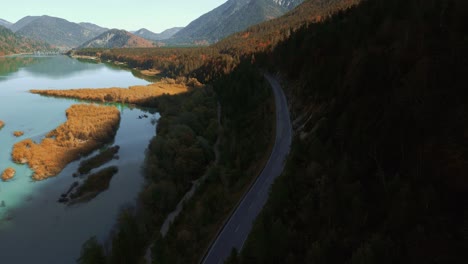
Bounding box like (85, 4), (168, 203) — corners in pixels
(69, 54), (162, 77)
(1, 52), (63, 58)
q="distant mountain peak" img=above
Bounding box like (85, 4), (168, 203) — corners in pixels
(134, 27), (183, 41)
(9, 15), (110, 49)
(171, 0), (304, 44)
(78, 29), (155, 49)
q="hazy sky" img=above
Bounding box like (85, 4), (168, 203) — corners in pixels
(2, 0), (227, 33)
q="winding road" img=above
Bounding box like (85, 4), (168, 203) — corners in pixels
(201, 74), (292, 264)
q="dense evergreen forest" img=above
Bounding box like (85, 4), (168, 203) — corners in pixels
(232, 0), (468, 263)
(78, 0), (468, 263)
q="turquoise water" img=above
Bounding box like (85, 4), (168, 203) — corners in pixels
(0, 56), (158, 263)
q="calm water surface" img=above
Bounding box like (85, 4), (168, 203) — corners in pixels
(0, 56), (158, 263)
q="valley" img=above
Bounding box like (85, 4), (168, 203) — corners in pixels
(1, 0), (467, 263)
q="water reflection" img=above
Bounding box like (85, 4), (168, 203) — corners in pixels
(0, 55), (157, 263)
(0, 55), (160, 82)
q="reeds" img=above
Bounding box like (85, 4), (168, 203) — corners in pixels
(12, 104), (120, 180)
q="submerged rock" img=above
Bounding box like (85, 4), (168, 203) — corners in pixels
(58, 197), (69, 203)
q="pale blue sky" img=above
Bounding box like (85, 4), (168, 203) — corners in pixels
(3, 0), (226, 33)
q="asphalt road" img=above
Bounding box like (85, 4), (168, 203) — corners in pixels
(201, 74), (292, 264)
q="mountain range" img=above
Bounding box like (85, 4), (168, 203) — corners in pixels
(1, 15), (163, 50)
(170, 0), (304, 44)
(8, 16), (106, 49)
(0, 0), (307, 49)
(133, 27), (183, 41)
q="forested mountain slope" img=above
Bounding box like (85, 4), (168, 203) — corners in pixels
(232, 0), (468, 263)
(171, 0), (304, 44)
(72, 0), (359, 80)
(0, 25), (54, 56)
(74, 0), (468, 262)
(78, 29), (155, 49)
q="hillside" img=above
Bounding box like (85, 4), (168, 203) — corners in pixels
(0, 18), (11, 28)
(231, 0), (468, 263)
(0, 25), (54, 56)
(13, 15), (102, 49)
(134, 27), (183, 41)
(78, 29), (155, 49)
(215, 0), (361, 54)
(79, 22), (109, 35)
(171, 0), (304, 44)
(9, 16), (39, 32)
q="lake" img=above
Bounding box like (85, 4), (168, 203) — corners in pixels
(0, 55), (158, 263)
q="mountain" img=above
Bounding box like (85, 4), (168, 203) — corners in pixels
(171, 0), (304, 44)
(134, 27), (183, 41)
(9, 16), (39, 32)
(226, 0), (468, 263)
(0, 19), (12, 28)
(157, 27), (184, 39)
(11, 16), (103, 49)
(78, 29), (155, 49)
(0, 25), (54, 56)
(214, 0), (359, 54)
(79, 22), (109, 35)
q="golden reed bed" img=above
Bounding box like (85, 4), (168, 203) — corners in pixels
(12, 104), (120, 180)
(31, 80), (188, 105)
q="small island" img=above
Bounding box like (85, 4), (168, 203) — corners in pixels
(1, 168), (16, 181)
(68, 166), (119, 204)
(30, 78), (192, 106)
(0, 120), (4, 129)
(12, 104), (120, 180)
(77, 145), (120, 175)
(13, 131), (24, 137)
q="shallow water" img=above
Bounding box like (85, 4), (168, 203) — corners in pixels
(0, 55), (157, 263)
